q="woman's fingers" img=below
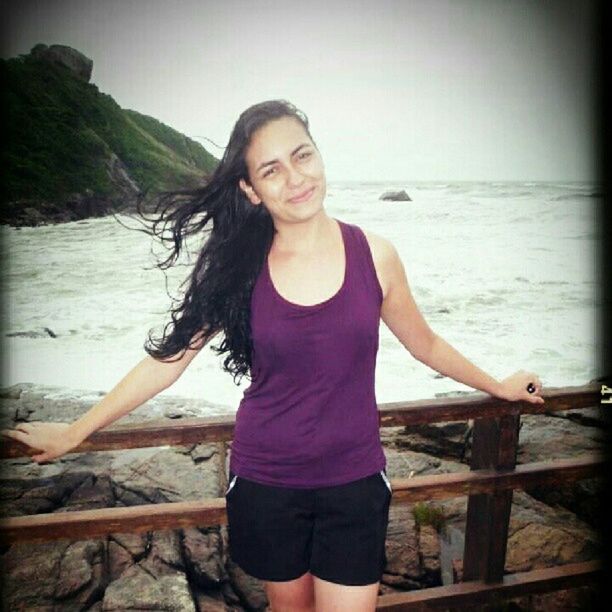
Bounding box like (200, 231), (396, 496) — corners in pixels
(1, 425), (46, 450)
(5, 422), (40, 436)
(2, 427), (53, 462)
(0, 428), (31, 444)
(525, 373), (545, 403)
(1, 422), (74, 464)
(504, 370), (545, 404)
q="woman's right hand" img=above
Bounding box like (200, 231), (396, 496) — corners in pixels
(0, 422), (81, 463)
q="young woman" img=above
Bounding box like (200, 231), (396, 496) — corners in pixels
(1, 100), (544, 612)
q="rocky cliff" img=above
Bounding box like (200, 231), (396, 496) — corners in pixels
(1, 44), (218, 227)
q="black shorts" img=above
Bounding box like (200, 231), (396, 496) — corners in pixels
(224, 468), (392, 586)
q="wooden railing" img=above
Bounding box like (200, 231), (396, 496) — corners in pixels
(0, 382), (606, 609)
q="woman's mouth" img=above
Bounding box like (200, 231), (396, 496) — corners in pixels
(288, 187), (315, 204)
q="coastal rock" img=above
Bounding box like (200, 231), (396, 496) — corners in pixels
(0, 471), (95, 517)
(108, 539), (135, 581)
(392, 409), (605, 528)
(101, 562), (196, 611)
(226, 559), (269, 611)
(111, 532), (148, 559)
(379, 190), (412, 201)
(417, 525), (441, 585)
(382, 446), (601, 608)
(5, 328), (57, 339)
(516, 413), (605, 526)
(3, 45), (217, 227)
(384, 503), (422, 588)
(1, 540), (72, 609)
(382, 450), (467, 589)
(111, 444), (221, 505)
(55, 539), (106, 604)
(0, 538), (107, 610)
(441, 491), (600, 611)
(395, 420), (471, 460)
(31, 43), (94, 82)
(105, 153), (141, 198)
(1, 194), (125, 228)
(0, 383), (603, 610)
(183, 526), (228, 587)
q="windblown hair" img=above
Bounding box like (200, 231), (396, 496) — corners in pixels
(131, 99), (315, 384)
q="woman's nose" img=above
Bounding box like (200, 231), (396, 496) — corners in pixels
(285, 164), (305, 187)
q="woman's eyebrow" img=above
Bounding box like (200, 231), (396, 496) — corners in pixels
(256, 143), (311, 173)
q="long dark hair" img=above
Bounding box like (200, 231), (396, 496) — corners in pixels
(132, 99), (315, 384)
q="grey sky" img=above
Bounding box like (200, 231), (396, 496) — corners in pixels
(1, 0), (597, 181)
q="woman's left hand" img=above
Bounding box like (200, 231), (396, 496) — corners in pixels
(495, 370), (545, 404)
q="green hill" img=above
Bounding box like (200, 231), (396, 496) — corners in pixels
(1, 44), (219, 226)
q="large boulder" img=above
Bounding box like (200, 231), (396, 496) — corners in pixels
(31, 43), (94, 82)
(380, 190), (412, 201)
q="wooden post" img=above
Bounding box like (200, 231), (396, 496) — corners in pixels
(462, 412), (521, 583)
(219, 440), (228, 494)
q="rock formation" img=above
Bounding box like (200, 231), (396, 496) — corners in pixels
(2, 45), (217, 227)
(0, 383), (603, 610)
(380, 190), (412, 201)
(30, 44), (94, 82)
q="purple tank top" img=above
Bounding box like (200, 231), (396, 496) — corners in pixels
(229, 218), (386, 487)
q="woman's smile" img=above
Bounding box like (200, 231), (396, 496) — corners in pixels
(288, 186), (315, 204)
(238, 115), (327, 224)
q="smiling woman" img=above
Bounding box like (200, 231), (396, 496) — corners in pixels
(238, 115), (327, 226)
(1, 98), (545, 612)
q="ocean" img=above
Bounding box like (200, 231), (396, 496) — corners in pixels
(0, 181), (600, 415)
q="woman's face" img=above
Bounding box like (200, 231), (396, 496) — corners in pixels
(238, 115), (327, 225)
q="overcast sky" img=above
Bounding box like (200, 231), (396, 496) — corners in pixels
(1, 0), (597, 182)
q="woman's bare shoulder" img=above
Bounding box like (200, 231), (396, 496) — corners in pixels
(360, 227), (400, 298)
(361, 227), (397, 264)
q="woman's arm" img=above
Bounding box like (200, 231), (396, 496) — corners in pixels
(68, 332), (215, 443)
(1, 328), (220, 462)
(365, 231), (543, 403)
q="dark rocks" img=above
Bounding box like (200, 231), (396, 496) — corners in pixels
(5, 328), (57, 339)
(31, 44), (94, 82)
(441, 490), (600, 611)
(105, 153), (141, 198)
(0, 383), (603, 610)
(380, 190), (412, 201)
(55, 539), (106, 605)
(0, 383), (244, 610)
(102, 562), (196, 611)
(417, 525), (442, 586)
(0, 193), (128, 228)
(396, 420), (472, 460)
(391, 408), (605, 529)
(226, 560), (269, 611)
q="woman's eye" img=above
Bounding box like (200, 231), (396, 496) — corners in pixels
(261, 152), (310, 178)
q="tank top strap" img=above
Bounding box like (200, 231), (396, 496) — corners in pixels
(337, 219), (383, 305)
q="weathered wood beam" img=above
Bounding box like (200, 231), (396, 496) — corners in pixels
(0, 383), (600, 459)
(375, 560), (602, 610)
(0, 455), (603, 545)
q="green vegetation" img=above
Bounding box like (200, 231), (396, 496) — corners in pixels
(1, 51), (218, 205)
(412, 502), (448, 533)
